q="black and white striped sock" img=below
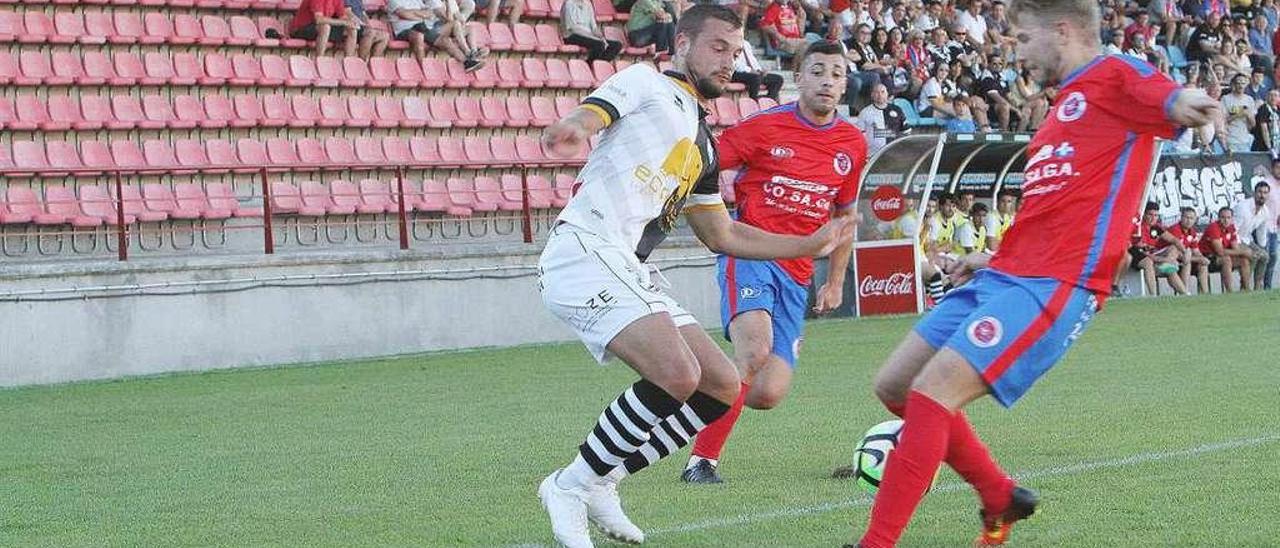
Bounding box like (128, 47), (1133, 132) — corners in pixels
(927, 273), (946, 301)
(617, 391), (731, 477)
(557, 379), (682, 490)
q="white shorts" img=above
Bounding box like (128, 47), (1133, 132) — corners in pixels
(539, 223), (697, 363)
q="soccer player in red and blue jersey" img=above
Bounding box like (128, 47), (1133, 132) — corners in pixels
(847, 0), (1219, 546)
(680, 40), (868, 484)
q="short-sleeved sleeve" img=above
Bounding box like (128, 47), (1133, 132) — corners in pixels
(581, 65), (654, 127)
(684, 166), (725, 211)
(716, 120), (755, 171)
(1112, 57), (1183, 138)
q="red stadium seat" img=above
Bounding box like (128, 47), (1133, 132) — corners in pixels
(235, 94), (286, 127)
(593, 0), (622, 21)
(358, 179), (397, 213)
(261, 93), (295, 126)
(402, 96), (433, 128)
(545, 58), (574, 87)
(521, 58), (548, 88)
(510, 23), (537, 52)
(175, 183), (232, 219)
(515, 134), (547, 163)
(474, 176), (516, 211)
(327, 180), (365, 214)
(80, 140), (115, 172)
(455, 96), (487, 128)
(42, 12), (82, 44)
(258, 17), (303, 47)
(324, 136), (359, 167)
(109, 140), (146, 168)
(235, 138), (270, 170)
(554, 96), (579, 118)
(534, 24), (570, 53)
(448, 177), (492, 212)
(738, 97), (761, 119)
(317, 56), (359, 87)
(46, 186), (103, 227)
(0, 11), (22, 44)
(391, 58), (431, 88)
(370, 57), (413, 89)
(143, 94), (192, 129)
(46, 94), (88, 130)
(12, 140), (51, 176)
(375, 96), (421, 128)
(204, 53), (238, 85)
(350, 95), (395, 128)
(320, 95), (364, 128)
(112, 52), (159, 85)
(229, 15), (265, 46)
(14, 94), (64, 131)
(199, 15), (234, 45)
(291, 95), (341, 128)
(490, 136), (518, 168)
(420, 58), (456, 88)
(174, 139), (213, 172)
(354, 136), (387, 165)
(46, 140), (85, 176)
(232, 53), (275, 85)
(203, 95), (245, 128)
(714, 96), (740, 126)
(567, 59), (594, 87)
(143, 139), (187, 173)
(259, 54), (293, 86)
(529, 96), (557, 127)
(418, 179), (469, 215)
(144, 184), (201, 219)
(478, 21), (505, 50)
(427, 96), (462, 129)
(462, 136), (495, 166)
(1, 187), (52, 225)
(478, 96), (509, 128)
(174, 95), (216, 128)
(344, 56), (389, 87)
(410, 136), (441, 164)
(526, 174), (557, 208)
(53, 51), (101, 85)
(145, 12), (190, 45)
(143, 52), (185, 85)
(296, 137), (330, 166)
(758, 97), (779, 110)
(270, 182), (325, 216)
(382, 137), (413, 165)
(206, 139), (250, 173)
(208, 183), (262, 217)
(591, 60), (615, 83)
(603, 25), (647, 55)
(525, 0), (552, 18)
(115, 11), (157, 44)
(504, 96), (533, 128)
(266, 137), (300, 167)
(301, 181), (355, 214)
(84, 11), (130, 44)
(553, 173), (577, 205)
(500, 173), (549, 209)
(114, 94), (165, 129)
(0, 52), (30, 86)
(20, 51), (72, 85)
(466, 59), (500, 88)
(80, 185), (136, 225)
(0, 96), (27, 130)
(289, 55), (334, 87)
(81, 94), (127, 129)
(173, 52), (212, 85)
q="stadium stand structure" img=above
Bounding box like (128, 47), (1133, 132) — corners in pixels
(0, 1), (777, 261)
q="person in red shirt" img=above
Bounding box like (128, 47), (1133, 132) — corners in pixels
(760, 0), (809, 56)
(1164, 206), (1211, 293)
(846, 0), (1218, 546)
(680, 40), (866, 484)
(1122, 202), (1188, 295)
(288, 0), (361, 57)
(1200, 205), (1257, 291)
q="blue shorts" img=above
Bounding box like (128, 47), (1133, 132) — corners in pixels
(718, 256), (808, 367)
(913, 269), (1100, 407)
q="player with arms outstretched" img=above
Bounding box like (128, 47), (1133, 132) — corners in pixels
(846, 0), (1218, 546)
(681, 39), (868, 484)
(533, 6), (854, 548)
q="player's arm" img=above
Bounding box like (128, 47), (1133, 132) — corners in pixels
(543, 66), (647, 158)
(944, 251), (991, 286)
(1159, 230), (1185, 253)
(1118, 59), (1219, 130)
(542, 108), (607, 158)
(814, 205), (858, 313)
(687, 205), (854, 260)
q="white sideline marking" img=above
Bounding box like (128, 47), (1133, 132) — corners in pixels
(511, 433), (1280, 546)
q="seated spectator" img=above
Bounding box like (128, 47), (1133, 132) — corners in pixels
(476, 0), (524, 26)
(1187, 12), (1224, 64)
(1249, 14), (1274, 65)
(1222, 74), (1258, 152)
(1103, 31), (1125, 55)
(1165, 206), (1212, 294)
(389, 0), (485, 72)
(977, 54), (1012, 131)
(955, 201), (988, 254)
(954, 0), (987, 48)
(442, 0), (491, 58)
(1246, 67), (1272, 101)
(760, 0), (810, 57)
(917, 62), (960, 118)
(732, 42), (784, 101)
(856, 83), (909, 153)
(1232, 181), (1274, 289)
(1200, 206), (1258, 292)
(1124, 11), (1157, 50)
(561, 0), (623, 62)
(627, 0), (678, 59)
(289, 0), (361, 57)
(984, 188), (1017, 252)
(944, 96), (978, 132)
(843, 24), (887, 108)
(345, 0), (391, 59)
(914, 0), (941, 32)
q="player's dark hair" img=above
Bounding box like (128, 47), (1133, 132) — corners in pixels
(1144, 201), (1159, 213)
(797, 40), (846, 71)
(1180, 206), (1198, 215)
(1219, 206), (1233, 215)
(675, 5), (743, 38)
(997, 188), (1020, 200)
(937, 192), (956, 205)
(1256, 181), (1271, 192)
(970, 202), (989, 215)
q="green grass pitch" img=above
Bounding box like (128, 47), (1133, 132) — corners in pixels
(1, 291), (1278, 546)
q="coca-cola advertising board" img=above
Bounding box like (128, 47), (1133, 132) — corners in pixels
(853, 239), (920, 316)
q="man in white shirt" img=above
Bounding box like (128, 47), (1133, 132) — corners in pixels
(388, 0), (484, 70)
(857, 83), (909, 153)
(915, 0), (942, 31)
(955, 0), (989, 47)
(1262, 160), (1280, 288)
(1221, 74), (1258, 152)
(1232, 181), (1273, 289)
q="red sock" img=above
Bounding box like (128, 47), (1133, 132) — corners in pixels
(946, 411), (1014, 515)
(861, 391), (953, 548)
(882, 400), (1012, 515)
(690, 382), (748, 461)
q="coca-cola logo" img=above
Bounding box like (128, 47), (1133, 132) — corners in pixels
(858, 272), (914, 297)
(871, 185), (905, 222)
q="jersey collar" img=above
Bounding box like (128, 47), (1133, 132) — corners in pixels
(1058, 54), (1106, 89)
(663, 70), (711, 118)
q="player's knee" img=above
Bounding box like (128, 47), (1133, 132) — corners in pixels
(873, 371), (908, 406)
(652, 359), (700, 400)
(736, 343), (773, 375)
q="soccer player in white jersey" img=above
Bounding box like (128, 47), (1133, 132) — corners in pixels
(535, 6), (854, 547)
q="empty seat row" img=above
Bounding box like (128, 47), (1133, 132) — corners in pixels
(0, 10), (292, 46)
(0, 182), (258, 226)
(0, 135), (586, 177)
(0, 0), (367, 9)
(270, 174), (570, 217)
(0, 49), (635, 90)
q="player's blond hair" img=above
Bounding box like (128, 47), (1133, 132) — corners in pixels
(1008, 0), (1099, 31)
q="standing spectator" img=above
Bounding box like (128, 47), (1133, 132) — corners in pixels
(560, 0), (623, 62)
(1232, 181), (1274, 289)
(475, 0), (524, 26)
(289, 0), (360, 57)
(977, 54), (1011, 131)
(1222, 74), (1258, 151)
(732, 42), (784, 101)
(1261, 160), (1280, 288)
(627, 0), (678, 58)
(759, 0), (811, 56)
(857, 83), (909, 153)
(1187, 12), (1224, 64)
(343, 0), (391, 59)
(389, 0), (485, 71)
(1165, 206), (1212, 294)
(1201, 206), (1257, 291)
(1252, 89), (1280, 154)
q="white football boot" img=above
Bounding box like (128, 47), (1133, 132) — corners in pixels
(587, 478), (645, 544)
(538, 470), (594, 548)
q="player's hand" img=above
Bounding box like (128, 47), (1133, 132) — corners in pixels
(813, 282), (843, 315)
(1168, 88), (1220, 128)
(542, 120), (590, 159)
(945, 252), (990, 286)
(805, 215), (856, 257)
